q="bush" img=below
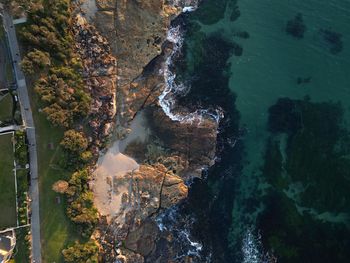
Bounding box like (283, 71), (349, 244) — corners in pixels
(62, 240), (99, 263)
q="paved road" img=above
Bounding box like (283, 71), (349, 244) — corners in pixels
(2, 11), (42, 263)
(0, 124), (20, 133)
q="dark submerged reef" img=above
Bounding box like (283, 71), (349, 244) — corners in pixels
(319, 29), (343, 54)
(168, 3), (244, 262)
(192, 0), (230, 25)
(286, 13), (306, 39)
(258, 97), (350, 263)
(177, 32), (242, 262)
(163, 1), (350, 262)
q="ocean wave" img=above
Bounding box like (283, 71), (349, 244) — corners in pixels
(156, 206), (206, 261)
(242, 229), (272, 263)
(158, 3), (224, 125)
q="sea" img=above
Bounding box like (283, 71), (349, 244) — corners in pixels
(158, 0), (350, 262)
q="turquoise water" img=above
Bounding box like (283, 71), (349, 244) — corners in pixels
(197, 0), (350, 183)
(174, 0), (350, 262)
(228, 0), (350, 186)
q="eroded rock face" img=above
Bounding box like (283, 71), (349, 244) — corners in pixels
(82, 1), (219, 262)
(95, 0), (116, 9)
(95, 163), (188, 262)
(72, 14), (117, 152)
(148, 106), (218, 179)
(94, 0), (180, 127)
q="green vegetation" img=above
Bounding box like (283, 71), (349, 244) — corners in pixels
(60, 129), (92, 167)
(20, 49), (51, 75)
(16, 169), (29, 225)
(0, 133), (17, 228)
(14, 130), (28, 167)
(65, 169), (98, 237)
(62, 240), (99, 263)
(60, 130), (88, 153)
(18, 0), (97, 261)
(14, 131), (29, 226)
(11, 227), (31, 263)
(0, 93), (14, 124)
(32, 105), (81, 262)
(0, 17), (4, 39)
(19, 0), (90, 128)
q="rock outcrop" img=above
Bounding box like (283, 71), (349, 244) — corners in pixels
(72, 13), (117, 153)
(147, 106), (218, 179)
(94, 0), (180, 127)
(94, 163), (188, 262)
(76, 1), (219, 262)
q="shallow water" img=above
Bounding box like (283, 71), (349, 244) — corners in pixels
(170, 0), (350, 262)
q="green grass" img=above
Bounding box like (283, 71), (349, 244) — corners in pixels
(0, 93), (13, 123)
(0, 18), (4, 39)
(6, 61), (14, 82)
(1, 17), (14, 84)
(11, 227), (31, 263)
(30, 93), (81, 262)
(0, 133), (17, 229)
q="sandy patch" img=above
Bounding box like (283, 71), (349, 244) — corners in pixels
(93, 111), (150, 219)
(119, 111), (150, 152)
(93, 141), (138, 218)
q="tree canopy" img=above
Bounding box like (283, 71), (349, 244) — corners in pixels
(60, 130), (88, 153)
(62, 240), (99, 263)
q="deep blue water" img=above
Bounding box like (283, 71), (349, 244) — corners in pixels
(171, 0), (350, 262)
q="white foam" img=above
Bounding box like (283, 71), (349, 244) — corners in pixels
(156, 206), (203, 259)
(183, 6), (196, 12)
(242, 229), (271, 263)
(183, 230), (203, 256)
(158, 4), (224, 125)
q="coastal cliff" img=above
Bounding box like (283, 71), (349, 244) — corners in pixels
(76, 0), (218, 262)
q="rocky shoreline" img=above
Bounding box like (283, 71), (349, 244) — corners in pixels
(74, 1), (219, 262)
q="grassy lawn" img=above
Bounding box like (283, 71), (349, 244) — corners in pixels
(0, 18), (4, 39)
(0, 93), (13, 123)
(30, 94), (81, 262)
(1, 17), (14, 85)
(0, 133), (17, 229)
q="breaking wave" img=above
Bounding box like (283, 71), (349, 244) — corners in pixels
(156, 206), (208, 262)
(242, 229), (274, 263)
(159, 3), (224, 125)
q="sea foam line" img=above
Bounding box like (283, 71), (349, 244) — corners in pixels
(158, 3), (224, 125)
(156, 205), (204, 259)
(242, 229), (273, 263)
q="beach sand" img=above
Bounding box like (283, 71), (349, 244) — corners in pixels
(92, 111), (150, 218)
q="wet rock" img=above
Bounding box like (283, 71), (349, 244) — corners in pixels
(148, 106), (218, 179)
(124, 220), (159, 257)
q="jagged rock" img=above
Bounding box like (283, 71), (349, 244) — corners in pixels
(124, 220), (159, 257)
(82, 1), (219, 262)
(148, 106), (218, 179)
(95, 10), (116, 46)
(93, 0), (181, 127)
(96, 0), (116, 9)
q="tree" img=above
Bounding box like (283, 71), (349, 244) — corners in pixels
(60, 129), (88, 153)
(64, 169), (99, 235)
(62, 240), (99, 263)
(52, 180), (69, 194)
(21, 49), (51, 75)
